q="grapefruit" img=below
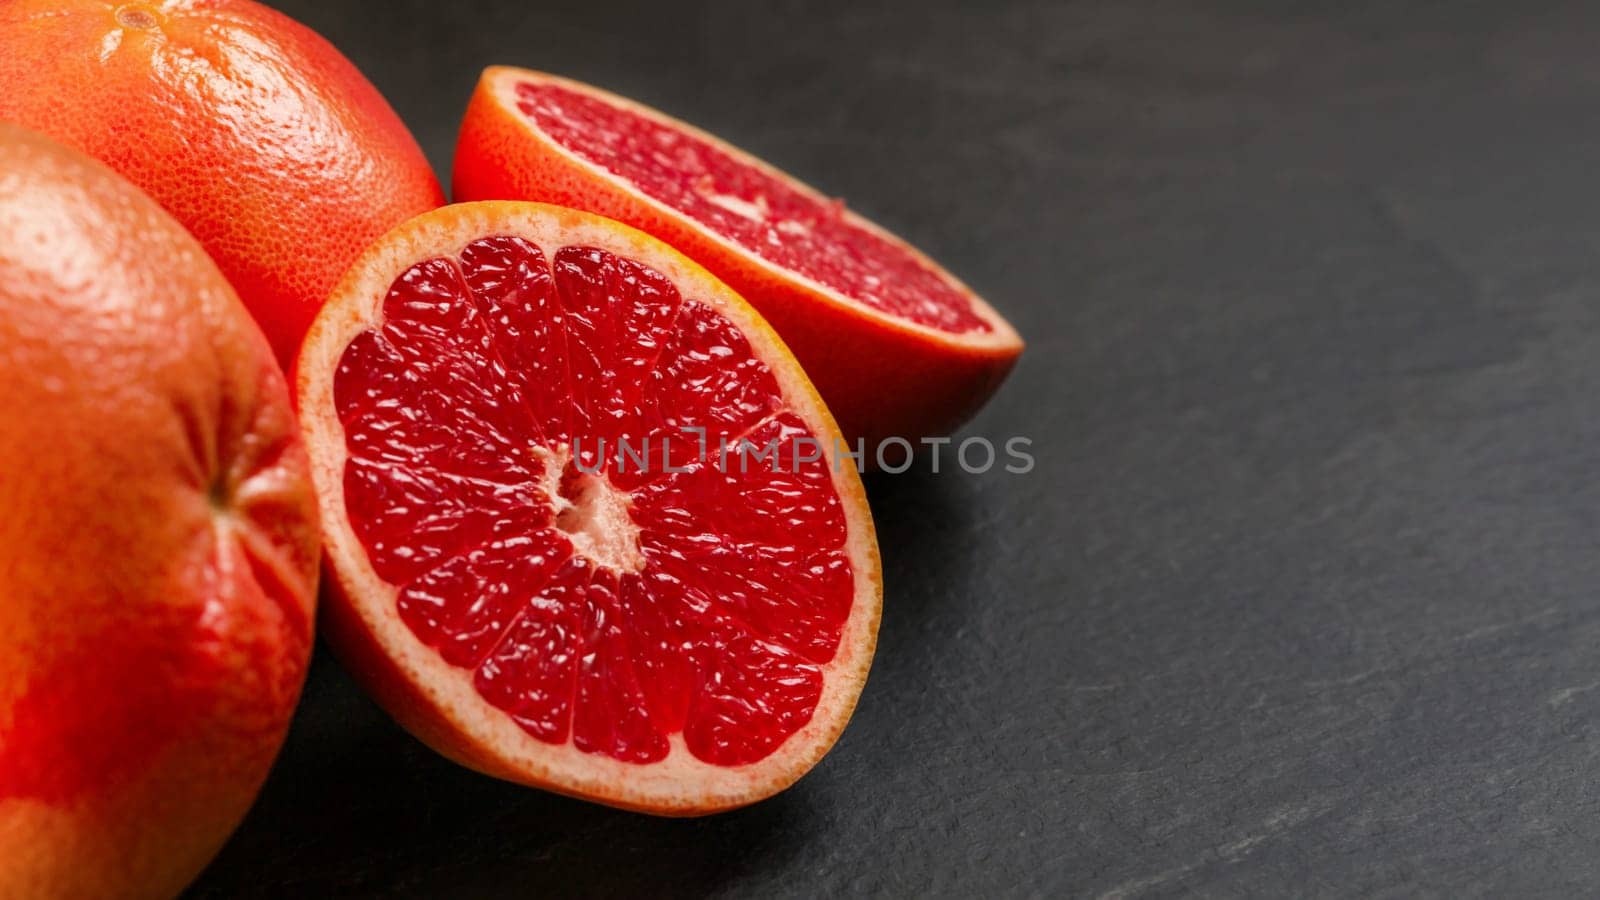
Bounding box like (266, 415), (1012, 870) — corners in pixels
(0, 0), (445, 367)
(454, 67), (1023, 457)
(0, 125), (319, 898)
(298, 201), (881, 814)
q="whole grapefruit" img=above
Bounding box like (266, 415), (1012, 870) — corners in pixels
(0, 0), (445, 366)
(0, 125), (320, 898)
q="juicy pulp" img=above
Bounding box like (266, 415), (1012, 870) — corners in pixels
(514, 80), (993, 335)
(332, 236), (856, 767)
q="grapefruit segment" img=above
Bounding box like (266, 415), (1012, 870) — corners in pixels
(300, 202), (880, 813)
(454, 67), (1024, 454)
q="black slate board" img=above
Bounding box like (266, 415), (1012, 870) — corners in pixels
(192, 0), (1600, 895)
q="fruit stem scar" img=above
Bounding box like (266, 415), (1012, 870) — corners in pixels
(206, 476), (229, 513)
(114, 4), (161, 29)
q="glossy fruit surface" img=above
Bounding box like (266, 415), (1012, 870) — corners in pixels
(0, 0), (445, 366)
(454, 67), (1022, 456)
(0, 125), (319, 899)
(299, 201), (881, 814)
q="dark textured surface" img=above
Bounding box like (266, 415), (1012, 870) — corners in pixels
(193, 0), (1600, 896)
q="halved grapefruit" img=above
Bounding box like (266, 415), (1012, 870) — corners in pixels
(298, 201), (881, 814)
(454, 67), (1023, 457)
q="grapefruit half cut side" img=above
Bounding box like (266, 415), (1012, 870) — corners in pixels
(298, 201), (881, 814)
(454, 67), (1023, 457)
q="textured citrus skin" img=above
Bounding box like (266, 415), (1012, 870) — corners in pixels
(0, 126), (320, 899)
(453, 68), (1023, 456)
(298, 202), (881, 815)
(0, 0), (445, 367)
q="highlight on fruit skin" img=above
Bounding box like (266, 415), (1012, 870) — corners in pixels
(0, 124), (320, 899)
(0, 0), (446, 368)
(454, 66), (1023, 459)
(298, 200), (882, 815)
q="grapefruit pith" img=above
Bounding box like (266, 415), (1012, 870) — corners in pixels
(298, 202), (881, 814)
(454, 67), (1022, 456)
(0, 125), (319, 899)
(0, 0), (446, 367)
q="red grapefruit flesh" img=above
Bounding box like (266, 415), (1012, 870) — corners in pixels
(454, 67), (1023, 456)
(299, 202), (881, 813)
